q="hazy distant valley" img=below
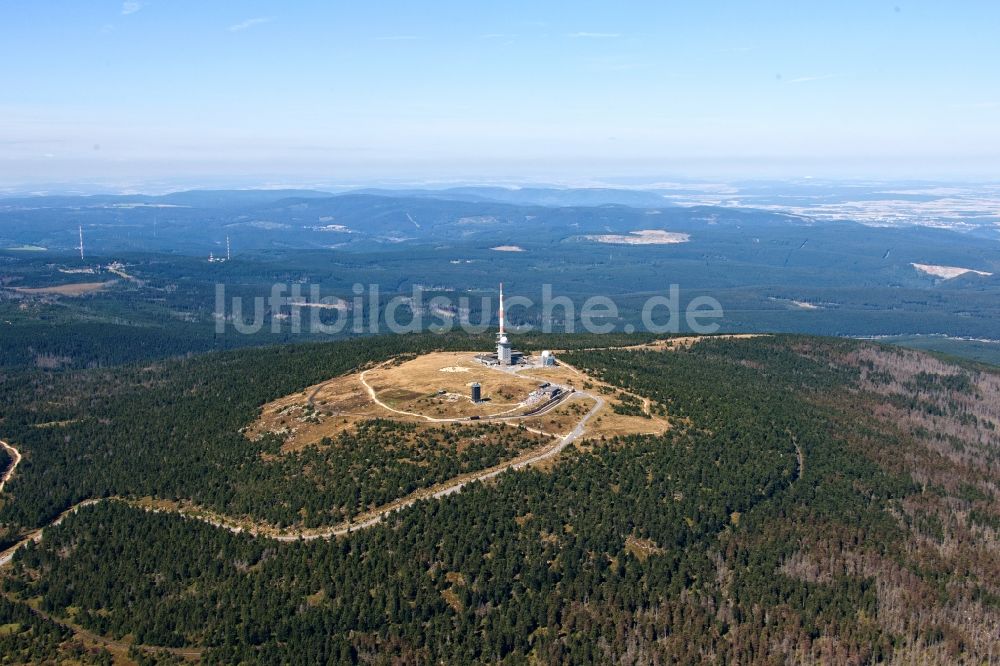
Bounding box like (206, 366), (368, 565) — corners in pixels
(1, 185), (998, 369)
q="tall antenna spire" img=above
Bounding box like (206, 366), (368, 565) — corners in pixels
(78, 225), (84, 260)
(498, 282), (505, 336)
(495, 282), (512, 366)
(226, 236), (231, 261)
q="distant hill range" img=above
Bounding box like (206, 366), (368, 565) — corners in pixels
(0, 187), (786, 255)
(1, 187), (997, 298)
(1, 186), (998, 363)
(351, 186), (672, 207)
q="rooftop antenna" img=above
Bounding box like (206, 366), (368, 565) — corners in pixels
(226, 235), (231, 261)
(78, 225), (84, 260)
(496, 282), (512, 366)
(498, 282), (505, 337)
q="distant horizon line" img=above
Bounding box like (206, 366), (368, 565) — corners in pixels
(3, 176), (1000, 198)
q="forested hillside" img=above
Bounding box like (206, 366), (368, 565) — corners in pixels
(0, 331), (654, 537)
(0, 334), (997, 663)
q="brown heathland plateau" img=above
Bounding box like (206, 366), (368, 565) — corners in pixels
(248, 350), (669, 454)
(10, 281), (115, 296)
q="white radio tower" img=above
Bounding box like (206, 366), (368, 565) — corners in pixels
(226, 235), (231, 261)
(78, 225), (84, 260)
(496, 282), (512, 366)
(498, 282), (505, 337)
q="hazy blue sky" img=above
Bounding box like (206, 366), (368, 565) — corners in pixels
(2, 1), (999, 188)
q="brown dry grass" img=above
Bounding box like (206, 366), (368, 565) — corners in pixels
(520, 360), (670, 441)
(514, 364), (584, 386)
(363, 352), (539, 419)
(547, 333), (764, 356)
(12, 281), (115, 296)
(248, 351), (672, 455)
(585, 400), (669, 441)
(246, 369), (391, 451)
(522, 396), (592, 433)
(638, 333), (764, 352)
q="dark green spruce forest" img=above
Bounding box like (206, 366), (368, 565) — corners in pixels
(0, 332), (997, 664)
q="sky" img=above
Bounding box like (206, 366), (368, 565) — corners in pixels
(2, 0), (999, 189)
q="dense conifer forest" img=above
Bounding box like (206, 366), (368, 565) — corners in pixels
(0, 331), (654, 538)
(0, 333), (997, 663)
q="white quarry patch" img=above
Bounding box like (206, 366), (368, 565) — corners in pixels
(791, 300), (821, 310)
(911, 263), (993, 279)
(584, 229), (690, 245)
(289, 298), (348, 312)
(491, 245), (525, 252)
(768, 297), (824, 310)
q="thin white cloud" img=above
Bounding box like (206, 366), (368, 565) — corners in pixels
(786, 74), (839, 84)
(228, 17), (272, 32)
(121, 1), (142, 15)
(569, 32), (621, 39)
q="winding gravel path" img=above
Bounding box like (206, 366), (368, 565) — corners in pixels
(0, 359), (603, 558)
(0, 439), (21, 494)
